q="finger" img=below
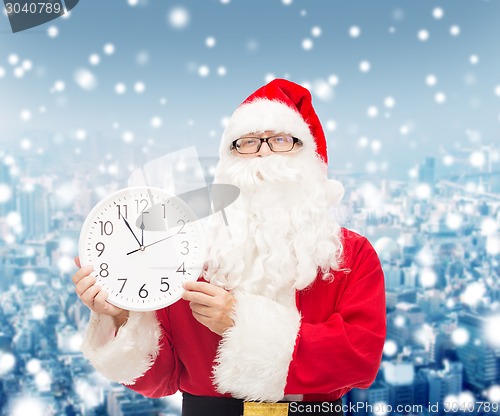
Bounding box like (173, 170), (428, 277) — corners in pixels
(72, 265), (93, 285)
(95, 290), (118, 314)
(93, 290), (125, 316)
(74, 256), (81, 268)
(182, 290), (212, 306)
(183, 281), (222, 297)
(189, 302), (211, 318)
(75, 274), (97, 296)
(93, 289), (109, 310)
(80, 284), (101, 307)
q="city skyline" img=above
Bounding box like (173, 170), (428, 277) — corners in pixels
(1, 136), (500, 414)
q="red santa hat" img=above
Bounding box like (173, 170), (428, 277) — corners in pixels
(220, 78), (328, 165)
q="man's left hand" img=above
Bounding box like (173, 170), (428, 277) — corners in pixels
(182, 281), (235, 336)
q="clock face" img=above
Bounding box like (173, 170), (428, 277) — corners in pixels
(78, 186), (206, 311)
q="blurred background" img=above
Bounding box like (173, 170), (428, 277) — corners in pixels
(0, 0), (500, 415)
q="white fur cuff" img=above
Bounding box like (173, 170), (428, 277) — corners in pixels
(80, 311), (161, 385)
(213, 291), (301, 402)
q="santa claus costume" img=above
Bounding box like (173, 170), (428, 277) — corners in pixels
(81, 79), (386, 415)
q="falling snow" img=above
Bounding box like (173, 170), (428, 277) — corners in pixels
(311, 26), (322, 37)
(134, 81), (145, 93)
(103, 43), (115, 55)
(89, 54), (100, 65)
(418, 30), (429, 42)
(367, 106), (379, 118)
(74, 68), (97, 90)
(205, 37), (216, 48)
(384, 97), (395, 108)
(450, 25), (461, 36)
(47, 26), (58, 38)
(1, 2), (500, 414)
(151, 116), (162, 128)
(302, 38), (313, 50)
(198, 65), (210, 77)
(359, 60), (371, 72)
(435, 92), (446, 104)
(312, 79), (333, 101)
(433, 8), (444, 19)
(349, 26), (361, 38)
(115, 83), (126, 94)
(169, 7), (190, 29)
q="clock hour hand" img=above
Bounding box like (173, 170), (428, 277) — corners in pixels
(123, 217), (142, 247)
(126, 233), (176, 255)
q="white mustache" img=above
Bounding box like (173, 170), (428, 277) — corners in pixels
(219, 155), (304, 190)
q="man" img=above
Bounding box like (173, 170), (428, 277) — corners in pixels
(73, 79), (386, 416)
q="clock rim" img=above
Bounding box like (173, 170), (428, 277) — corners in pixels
(78, 185), (206, 312)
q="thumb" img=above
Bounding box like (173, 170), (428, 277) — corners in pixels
(74, 256), (81, 268)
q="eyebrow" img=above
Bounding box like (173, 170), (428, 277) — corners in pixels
(240, 132), (288, 138)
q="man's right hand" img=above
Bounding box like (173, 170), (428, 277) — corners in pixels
(72, 256), (129, 329)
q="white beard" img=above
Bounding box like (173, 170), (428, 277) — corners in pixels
(204, 151), (344, 302)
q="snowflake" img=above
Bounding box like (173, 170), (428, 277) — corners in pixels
(359, 60), (371, 72)
(418, 30), (429, 42)
(349, 26), (361, 38)
(432, 8), (444, 19)
(302, 38), (313, 50)
(168, 7), (190, 29)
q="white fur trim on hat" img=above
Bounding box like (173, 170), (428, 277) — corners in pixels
(80, 311), (161, 385)
(220, 99), (316, 159)
(213, 291), (301, 402)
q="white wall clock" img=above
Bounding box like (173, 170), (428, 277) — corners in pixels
(78, 186), (206, 311)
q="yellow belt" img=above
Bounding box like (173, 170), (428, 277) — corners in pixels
(243, 402), (289, 416)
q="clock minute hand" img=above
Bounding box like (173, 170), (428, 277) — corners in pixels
(140, 213), (145, 246)
(126, 233), (176, 255)
(123, 217), (142, 247)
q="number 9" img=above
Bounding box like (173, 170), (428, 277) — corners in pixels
(96, 242), (105, 257)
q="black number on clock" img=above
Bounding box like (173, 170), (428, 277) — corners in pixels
(118, 278), (127, 293)
(139, 284), (149, 298)
(117, 204), (128, 219)
(160, 277), (170, 292)
(95, 242), (105, 257)
(99, 263), (109, 277)
(99, 221), (113, 236)
(176, 262), (186, 275)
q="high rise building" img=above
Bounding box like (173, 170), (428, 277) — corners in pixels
(17, 184), (53, 239)
(420, 361), (462, 415)
(382, 362), (432, 413)
(349, 381), (390, 416)
(0, 161), (16, 217)
(417, 290), (443, 319)
(384, 266), (402, 290)
(386, 287), (417, 309)
(418, 157), (435, 187)
(455, 313), (498, 391)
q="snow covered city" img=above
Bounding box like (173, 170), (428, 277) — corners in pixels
(0, 1), (500, 415)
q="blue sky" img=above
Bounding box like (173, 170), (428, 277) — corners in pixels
(1, 0), (499, 179)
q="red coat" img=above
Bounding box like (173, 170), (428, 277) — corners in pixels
(125, 228), (386, 401)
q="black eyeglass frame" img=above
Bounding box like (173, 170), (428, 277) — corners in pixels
(230, 135), (303, 154)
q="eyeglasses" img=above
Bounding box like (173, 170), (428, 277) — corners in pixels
(231, 134), (303, 154)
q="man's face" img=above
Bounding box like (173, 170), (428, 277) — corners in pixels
(231, 130), (303, 159)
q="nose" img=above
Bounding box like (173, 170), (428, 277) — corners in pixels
(256, 141), (273, 157)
